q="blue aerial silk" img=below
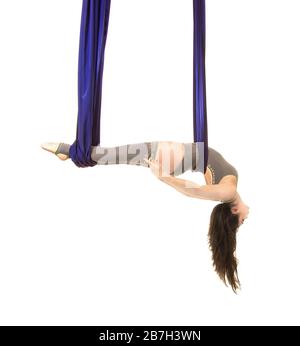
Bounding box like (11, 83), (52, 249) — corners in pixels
(69, 0), (208, 172)
(69, 0), (111, 167)
(193, 0), (208, 173)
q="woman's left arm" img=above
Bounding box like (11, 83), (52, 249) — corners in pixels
(159, 176), (203, 198)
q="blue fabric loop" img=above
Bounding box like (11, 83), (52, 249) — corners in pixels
(69, 0), (208, 172)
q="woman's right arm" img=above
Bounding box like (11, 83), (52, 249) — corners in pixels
(159, 176), (236, 202)
(146, 157), (236, 202)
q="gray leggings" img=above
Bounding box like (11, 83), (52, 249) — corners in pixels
(56, 141), (204, 176)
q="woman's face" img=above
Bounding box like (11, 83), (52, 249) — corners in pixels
(231, 201), (250, 227)
(238, 202), (250, 226)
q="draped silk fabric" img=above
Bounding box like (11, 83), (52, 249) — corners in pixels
(69, 0), (208, 172)
(69, 0), (111, 167)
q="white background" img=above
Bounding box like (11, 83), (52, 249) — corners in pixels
(0, 0), (299, 326)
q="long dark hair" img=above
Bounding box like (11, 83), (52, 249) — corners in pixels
(208, 202), (240, 293)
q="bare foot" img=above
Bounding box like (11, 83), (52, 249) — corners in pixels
(41, 142), (69, 161)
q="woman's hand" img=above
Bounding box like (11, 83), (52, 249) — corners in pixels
(144, 158), (170, 179)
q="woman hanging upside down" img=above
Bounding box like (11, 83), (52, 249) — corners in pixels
(41, 140), (249, 293)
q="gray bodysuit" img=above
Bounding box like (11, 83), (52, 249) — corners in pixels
(55, 141), (238, 184)
(174, 142), (239, 183)
(205, 146), (238, 184)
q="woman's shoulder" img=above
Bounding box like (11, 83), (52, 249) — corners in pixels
(205, 166), (237, 188)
